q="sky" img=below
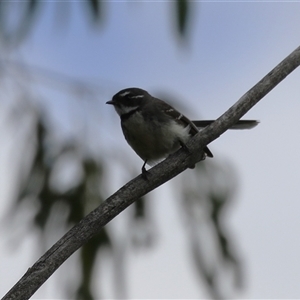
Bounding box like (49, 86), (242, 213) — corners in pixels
(1, 1), (300, 299)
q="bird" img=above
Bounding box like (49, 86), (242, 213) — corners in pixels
(106, 87), (258, 176)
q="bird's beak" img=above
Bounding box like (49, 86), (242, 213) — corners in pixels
(106, 100), (115, 105)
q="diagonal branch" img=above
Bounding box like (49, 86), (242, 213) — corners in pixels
(3, 45), (300, 300)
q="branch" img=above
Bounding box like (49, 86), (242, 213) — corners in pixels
(3, 45), (300, 300)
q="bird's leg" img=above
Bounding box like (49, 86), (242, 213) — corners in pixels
(141, 160), (149, 179)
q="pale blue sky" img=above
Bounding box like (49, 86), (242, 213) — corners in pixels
(1, 1), (300, 299)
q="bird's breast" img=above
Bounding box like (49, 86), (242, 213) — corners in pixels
(121, 112), (191, 162)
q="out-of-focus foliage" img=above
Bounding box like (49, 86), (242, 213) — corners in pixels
(0, 0), (190, 46)
(0, 2), (243, 299)
(176, 0), (190, 37)
(0, 0), (39, 45)
(14, 95), (114, 299)
(180, 162), (243, 298)
(1, 61), (156, 299)
(1, 61), (243, 299)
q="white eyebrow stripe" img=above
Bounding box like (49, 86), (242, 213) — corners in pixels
(120, 91), (131, 97)
(131, 95), (144, 99)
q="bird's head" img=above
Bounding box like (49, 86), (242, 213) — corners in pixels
(106, 87), (149, 116)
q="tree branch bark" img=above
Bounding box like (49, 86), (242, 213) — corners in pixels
(3, 45), (300, 300)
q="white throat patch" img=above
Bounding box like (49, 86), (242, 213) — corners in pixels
(115, 104), (139, 116)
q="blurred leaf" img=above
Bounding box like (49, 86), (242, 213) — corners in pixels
(133, 197), (146, 219)
(0, 0), (40, 44)
(0, 0), (193, 45)
(180, 161), (243, 298)
(130, 197), (155, 249)
(176, 0), (190, 37)
(76, 230), (111, 300)
(0, 0), (103, 45)
(14, 108), (112, 299)
(88, 0), (102, 21)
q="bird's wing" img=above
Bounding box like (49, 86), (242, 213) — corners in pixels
(153, 98), (213, 157)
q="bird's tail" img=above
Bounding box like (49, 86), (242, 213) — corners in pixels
(192, 120), (259, 130)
